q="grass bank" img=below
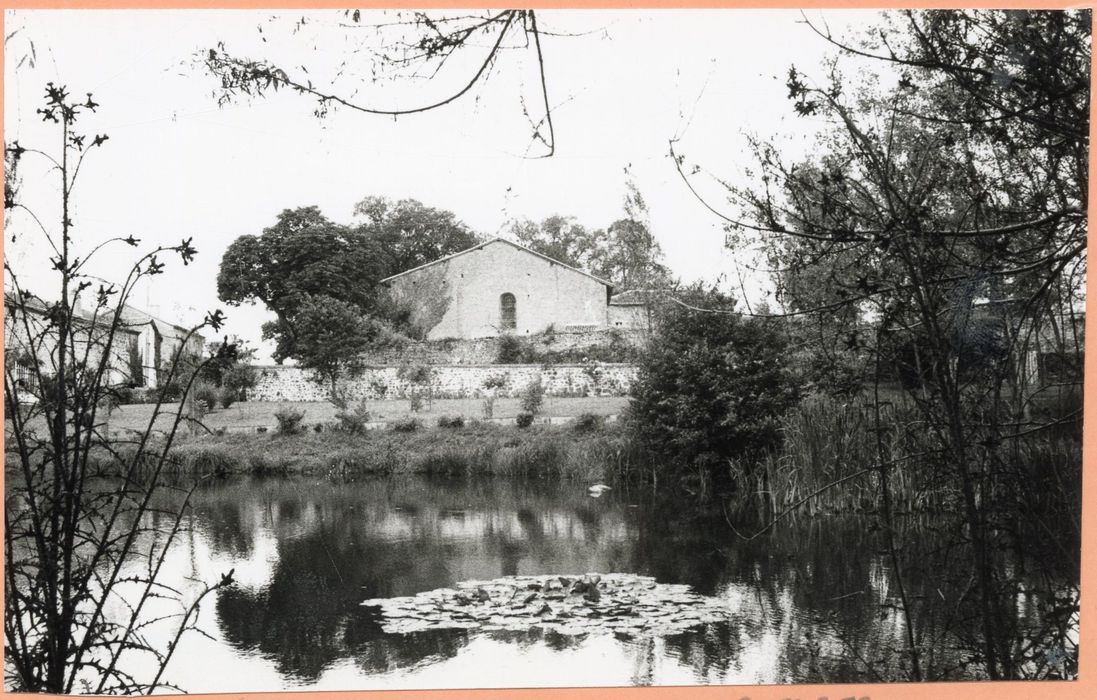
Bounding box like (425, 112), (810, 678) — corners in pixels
(101, 397), (631, 434)
(122, 418), (650, 481)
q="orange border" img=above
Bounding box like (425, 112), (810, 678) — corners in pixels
(1, 1), (1094, 700)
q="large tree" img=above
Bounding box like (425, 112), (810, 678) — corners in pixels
(673, 8), (1086, 681)
(629, 285), (799, 495)
(506, 214), (605, 270)
(505, 185), (673, 291)
(218, 199), (480, 366)
(354, 196), (481, 278)
(217, 206), (388, 363)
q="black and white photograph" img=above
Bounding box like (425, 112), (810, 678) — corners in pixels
(2, 6), (1087, 693)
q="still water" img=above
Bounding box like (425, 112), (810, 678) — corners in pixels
(130, 475), (1012, 691)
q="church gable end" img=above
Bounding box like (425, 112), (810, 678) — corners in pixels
(382, 238), (612, 340)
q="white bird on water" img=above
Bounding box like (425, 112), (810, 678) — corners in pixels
(587, 484), (611, 498)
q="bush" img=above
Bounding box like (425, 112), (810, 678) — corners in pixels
(220, 391), (236, 410)
(397, 363), (432, 384)
(409, 391), (424, 413)
(193, 382), (220, 413)
(223, 363), (258, 402)
(629, 285), (801, 489)
(369, 377), (389, 398)
(437, 415), (465, 429)
(482, 374), (507, 390)
(482, 395), (496, 419)
(520, 377), (544, 415)
(334, 397), (371, 434)
(515, 412), (535, 428)
(114, 385), (136, 405)
(274, 408), (306, 435)
(154, 383), (183, 404)
(572, 412), (604, 433)
(497, 334), (533, 363)
(392, 417), (421, 433)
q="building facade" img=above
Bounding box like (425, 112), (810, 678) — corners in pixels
(4, 292), (206, 395)
(382, 238), (630, 340)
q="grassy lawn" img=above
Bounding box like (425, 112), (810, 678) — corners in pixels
(104, 396), (631, 433)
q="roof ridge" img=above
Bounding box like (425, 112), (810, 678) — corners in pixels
(379, 236), (613, 288)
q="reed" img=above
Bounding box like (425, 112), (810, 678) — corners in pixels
(749, 393), (947, 517)
(78, 420), (654, 481)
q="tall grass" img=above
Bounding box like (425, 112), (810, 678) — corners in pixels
(748, 393), (947, 518)
(747, 391), (1083, 520)
(83, 421), (654, 482)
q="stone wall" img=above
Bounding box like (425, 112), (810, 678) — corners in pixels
(385, 239), (612, 339)
(251, 363), (639, 402)
(361, 328), (646, 365)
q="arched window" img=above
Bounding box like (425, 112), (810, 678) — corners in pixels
(500, 293), (517, 330)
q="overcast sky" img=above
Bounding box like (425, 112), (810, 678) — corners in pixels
(4, 8), (884, 362)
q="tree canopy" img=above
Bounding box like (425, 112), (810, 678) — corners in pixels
(354, 196), (481, 278)
(218, 199), (479, 369)
(669, 8), (1088, 681)
(505, 185), (674, 291)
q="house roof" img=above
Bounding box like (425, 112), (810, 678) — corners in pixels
(379, 237), (614, 288)
(610, 290), (660, 306)
(116, 304), (201, 343)
(4, 290), (203, 343)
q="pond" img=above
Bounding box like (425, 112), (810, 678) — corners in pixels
(104, 475), (1066, 691)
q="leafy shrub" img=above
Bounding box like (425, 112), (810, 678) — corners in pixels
(397, 363), (432, 384)
(391, 417), (421, 433)
(114, 386), (136, 405)
(333, 396), (371, 434)
(482, 395), (496, 419)
(437, 415), (465, 428)
(497, 334), (534, 363)
(257, 426), (268, 434)
(155, 383), (183, 404)
(409, 391), (424, 413)
(314, 423), (324, 433)
(515, 412), (535, 428)
(220, 391), (236, 410)
(572, 412), (604, 433)
(369, 377), (389, 398)
(223, 363), (258, 401)
(482, 374), (507, 390)
(520, 377), (544, 415)
(629, 285), (800, 489)
(152, 353), (203, 404)
(274, 408), (306, 435)
(98, 391), (122, 417)
(193, 382), (220, 413)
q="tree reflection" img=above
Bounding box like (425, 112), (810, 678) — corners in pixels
(182, 475), (1071, 686)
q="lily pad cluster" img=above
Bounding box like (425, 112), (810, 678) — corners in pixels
(361, 573), (732, 637)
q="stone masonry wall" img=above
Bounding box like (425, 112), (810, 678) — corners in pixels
(385, 239), (611, 339)
(251, 363), (639, 402)
(361, 328), (646, 365)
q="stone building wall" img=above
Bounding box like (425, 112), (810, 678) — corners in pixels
(383, 239), (613, 340)
(362, 328), (646, 365)
(251, 363), (639, 402)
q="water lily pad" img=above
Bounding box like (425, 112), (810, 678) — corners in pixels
(360, 573), (732, 638)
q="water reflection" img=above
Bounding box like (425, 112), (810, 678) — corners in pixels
(125, 475), (1064, 691)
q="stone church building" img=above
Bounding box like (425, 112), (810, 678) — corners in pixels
(381, 238), (646, 340)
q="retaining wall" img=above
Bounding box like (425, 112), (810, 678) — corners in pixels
(251, 363), (639, 402)
(360, 328), (646, 365)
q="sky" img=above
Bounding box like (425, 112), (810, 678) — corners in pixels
(4, 8), (885, 362)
